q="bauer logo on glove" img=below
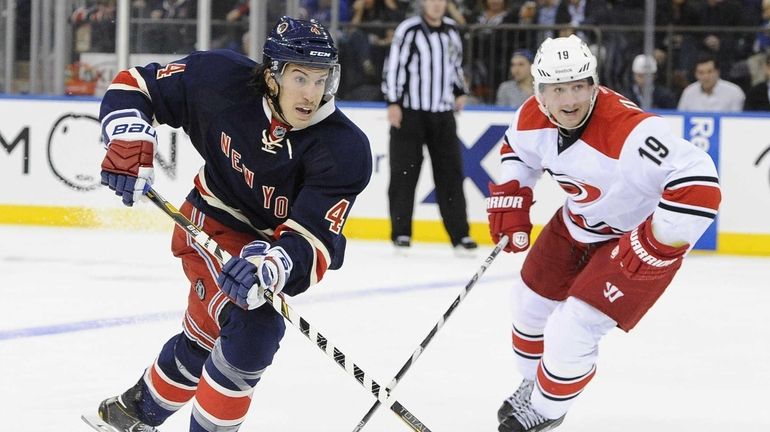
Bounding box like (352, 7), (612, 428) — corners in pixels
(99, 109), (158, 207)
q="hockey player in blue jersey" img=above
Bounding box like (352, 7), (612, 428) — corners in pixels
(87, 17), (372, 432)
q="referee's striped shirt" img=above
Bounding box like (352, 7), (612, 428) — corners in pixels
(382, 15), (467, 113)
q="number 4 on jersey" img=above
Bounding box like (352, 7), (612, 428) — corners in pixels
(324, 199), (350, 234)
(156, 63), (186, 79)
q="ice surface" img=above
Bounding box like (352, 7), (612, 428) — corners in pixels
(1, 226), (769, 432)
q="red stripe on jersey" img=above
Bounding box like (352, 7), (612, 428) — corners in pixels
(580, 88), (655, 159)
(517, 98), (554, 131)
(500, 139), (514, 156)
(196, 375), (252, 422)
(183, 314), (215, 350)
(511, 330), (544, 357)
(273, 224), (291, 241)
(208, 292), (229, 324)
(567, 210), (616, 234)
(536, 362), (596, 399)
(193, 173), (216, 200)
(315, 249), (328, 282)
(148, 363), (196, 404)
(663, 184), (721, 211)
(112, 70), (140, 89)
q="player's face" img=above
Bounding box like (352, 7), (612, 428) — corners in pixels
(539, 79), (593, 128)
(274, 64), (329, 128)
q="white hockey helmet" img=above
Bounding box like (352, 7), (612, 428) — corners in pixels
(532, 35), (599, 129)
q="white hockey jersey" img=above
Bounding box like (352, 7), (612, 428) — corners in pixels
(499, 86), (721, 246)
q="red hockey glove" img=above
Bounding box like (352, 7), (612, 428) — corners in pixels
(100, 114), (157, 206)
(613, 216), (689, 281)
(487, 180), (534, 253)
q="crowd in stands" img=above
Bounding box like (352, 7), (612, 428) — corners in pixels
(39, 0), (770, 110)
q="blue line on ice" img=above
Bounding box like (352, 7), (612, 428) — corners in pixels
(0, 275), (506, 340)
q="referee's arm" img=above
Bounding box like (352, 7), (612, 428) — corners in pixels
(382, 21), (413, 106)
(450, 27), (468, 111)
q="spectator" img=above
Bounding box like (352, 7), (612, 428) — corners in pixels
(698, 0), (744, 74)
(338, 0), (402, 100)
(678, 54), (746, 112)
(496, 49), (535, 108)
(656, 0), (702, 94)
(70, 0), (116, 53)
(745, 54), (770, 110)
(300, 0), (352, 22)
(226, 1), (285, 30)
(747, 0), (770, 85)
(510, 1), (540, 53)
(382, 0), (478, 254)
(467, 0), (517, 101)
(142, 0), (197, 54)
(535, 0), (570, 42)
(623, 54), (677, 109)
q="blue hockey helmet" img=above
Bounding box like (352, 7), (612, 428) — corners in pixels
(263, 16), (340, 96)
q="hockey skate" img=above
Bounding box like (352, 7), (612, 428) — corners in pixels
(82, 383), (159, 432)
(497, 380), (565, 432)
(497, 379), (535, 422)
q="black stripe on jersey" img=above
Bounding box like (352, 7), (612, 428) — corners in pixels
(502, 155), (523, 163)
(566, 213), (623, 236)
(571, 222), (622, 237)
(665, 176), (719, 189)
(658, 202), (717, 219)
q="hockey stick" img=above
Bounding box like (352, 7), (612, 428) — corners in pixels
(352, 235), (510, 432)
(144, 187), (432, 432)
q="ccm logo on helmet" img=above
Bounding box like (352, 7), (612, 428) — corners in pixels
(309, 51), (331, 57)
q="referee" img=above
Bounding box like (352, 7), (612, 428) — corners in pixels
(382, 0), (477, 254)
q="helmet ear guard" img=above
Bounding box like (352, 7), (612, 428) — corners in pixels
(532, 35), (599, 129)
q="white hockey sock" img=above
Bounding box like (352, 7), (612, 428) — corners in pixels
(510, 276), (560, 380)
(531, 297), (617, 419)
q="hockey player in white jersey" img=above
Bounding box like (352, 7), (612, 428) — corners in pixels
(487, 35), (721, 432)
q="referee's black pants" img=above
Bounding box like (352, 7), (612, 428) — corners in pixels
(388, 108), (470, 246)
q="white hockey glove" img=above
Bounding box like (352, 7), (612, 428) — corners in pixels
(100, 109), (157, 206)
(217, 240), (294, 310)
